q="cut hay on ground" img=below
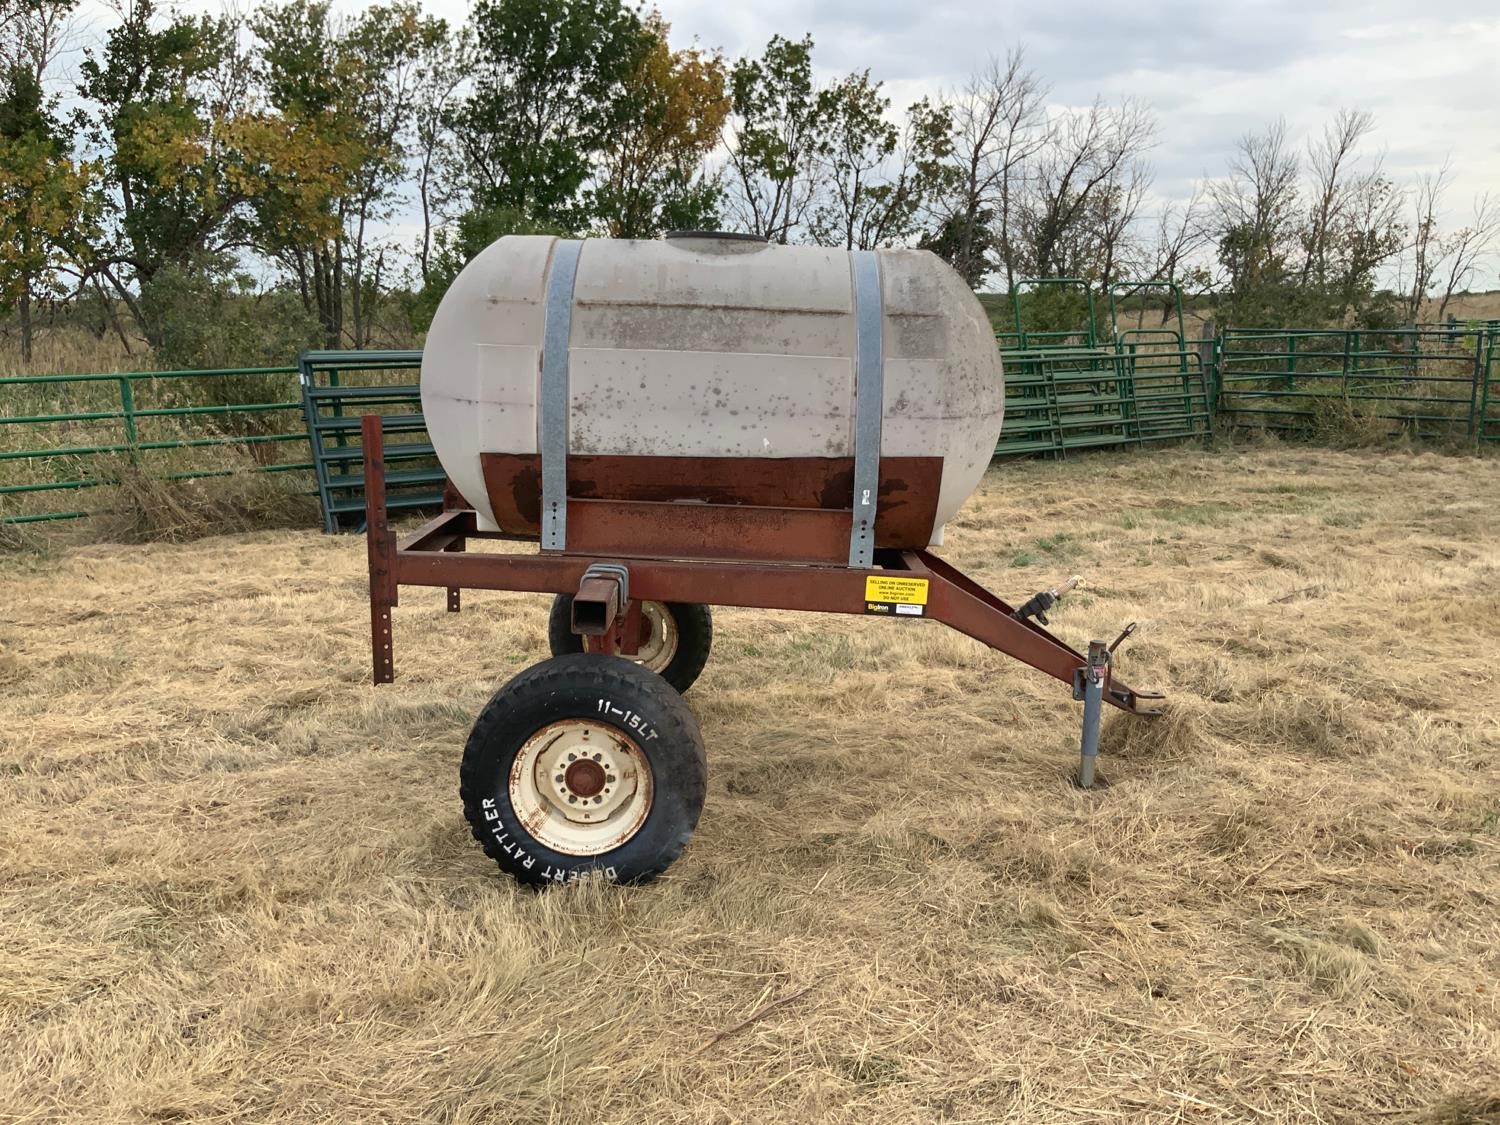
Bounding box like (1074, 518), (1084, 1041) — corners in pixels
(1, 444), (1497, 1123)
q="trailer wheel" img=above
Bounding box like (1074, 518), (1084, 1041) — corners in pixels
(459, 653), (707, 886)
(548, 597), (712, 693)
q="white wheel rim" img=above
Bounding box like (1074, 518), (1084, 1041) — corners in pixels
(621, 601), (677, 672)
(509, 720), (654, 856)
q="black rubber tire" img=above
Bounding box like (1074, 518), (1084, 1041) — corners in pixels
(547, 596), (713, 694)
(459, 653), (707, 887)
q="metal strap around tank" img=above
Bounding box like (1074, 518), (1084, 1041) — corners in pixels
(539, 238), (583, 550)
(848, 249), (884, 568)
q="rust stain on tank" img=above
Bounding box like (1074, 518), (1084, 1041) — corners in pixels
(511, 463), (541, 528)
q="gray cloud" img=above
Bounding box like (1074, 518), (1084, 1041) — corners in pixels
(660, 0), (1499, 238)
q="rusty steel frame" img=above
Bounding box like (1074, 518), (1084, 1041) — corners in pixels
(362, 416), (1163, 718)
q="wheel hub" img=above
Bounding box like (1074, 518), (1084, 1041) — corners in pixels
(564, 758), (606, 798)
(622, 601), (677, 671)
(509, 720), (653, 856)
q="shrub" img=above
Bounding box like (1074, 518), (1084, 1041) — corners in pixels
(141, 263), (321, 371)
(89, 452), (318, 543)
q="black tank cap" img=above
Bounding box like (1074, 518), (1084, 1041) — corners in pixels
(664, 230), (769, 242)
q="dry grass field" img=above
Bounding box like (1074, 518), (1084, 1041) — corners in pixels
(1, 443), (1498, 1124)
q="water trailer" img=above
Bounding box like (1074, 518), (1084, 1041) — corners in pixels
(364, 233), (1163, 886)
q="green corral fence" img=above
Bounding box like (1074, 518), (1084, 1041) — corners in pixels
(0, 363), (309, 524)
(3, 296), (1498, 529)
(0, 350), (431, 528)
(1215, 326), (1500, 441)
(298, 350), (438, 532)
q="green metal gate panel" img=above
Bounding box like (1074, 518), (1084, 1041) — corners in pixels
(993, 277), (1213, 459)
(298, 350), (445, 533)
(1, 365), (309, 525)
(1481, 329), (1500, 443)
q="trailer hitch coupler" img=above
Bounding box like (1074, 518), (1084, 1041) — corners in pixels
(1014, 575), (1082, 626)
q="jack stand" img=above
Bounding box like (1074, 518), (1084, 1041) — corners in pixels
(1075, 639), (1110, 788)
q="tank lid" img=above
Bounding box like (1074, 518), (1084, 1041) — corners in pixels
(664, 229), (768, 243)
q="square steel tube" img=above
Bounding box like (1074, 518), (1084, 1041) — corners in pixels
(572, 574), (622, 636)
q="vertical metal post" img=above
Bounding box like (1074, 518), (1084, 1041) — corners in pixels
(848, 250), (884, 568)
(363, 414), (397, 685)
(1285, 334), (1297, 390)
(118, 377), (138, 462)
(1482, 325), (1494, 441)
(444, 537), (463, 612)
(540, 239), (584, 551)
(1198, 318), (1216, 428)
(1469, 330), (1484, 438)
(298, 352), (333, 533)
(1120, 345), (1141, 446)
(1342, 330), (1353, 402)
(1076, 639), (1109, 789)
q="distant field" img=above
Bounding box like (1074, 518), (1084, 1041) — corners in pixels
(2, 444), (1497, 1122)
(6, 291), (1499, 381)
(1425, 290), (1500, 322)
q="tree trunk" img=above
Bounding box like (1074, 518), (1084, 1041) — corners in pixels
(352, 203), (368, 349)
(313, 244), (342, 350)
(332, 239), (345, 348)
(99, 264), (152, 349)
(93, 275), (134, 356)
(418, 157), (434, 282)
(19, 287), (33, 364)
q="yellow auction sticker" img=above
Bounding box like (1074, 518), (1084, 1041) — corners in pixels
(863, 576), (929, 617)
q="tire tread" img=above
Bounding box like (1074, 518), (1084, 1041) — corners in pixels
(458, 653), (706, 886)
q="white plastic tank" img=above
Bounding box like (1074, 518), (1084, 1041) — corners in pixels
(421, 233), (1004, 549)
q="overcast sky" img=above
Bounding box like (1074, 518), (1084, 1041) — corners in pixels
(633, 0), (1500, 219)
(70, 0), (1500, 284)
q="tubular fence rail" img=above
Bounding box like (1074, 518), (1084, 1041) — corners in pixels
(0, 350), (429, 527)
(2, 323), (1497, 529)
(0, 363), (309, 524)
(1215, 326), (1500, 441)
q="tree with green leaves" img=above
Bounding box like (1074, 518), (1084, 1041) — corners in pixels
(1015, 98), (1156, 284)
(79, 0), (298, 348)
(723, 34), (823, 243)
(79, 0), (264, 346)
(247, 0), (359, 347)
(1295, 110), (1403, 323)
(450, 0), (650, 229)
(0, 1), (98, 362)
(1210, 120), (1302, 324)
(340, 2), (446, 344)
(920, 209), (1002, 288)
(1403, 163), (1500, 324)
(248, 0), (445, 347)
(1211, 113), (1404, 327)
(810, 79), (954, 251)
(934, 50), (1049, 289)
(589, 12), (729, 238)
(412, 205), (570, 329)
(411, 23), (469, 283)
